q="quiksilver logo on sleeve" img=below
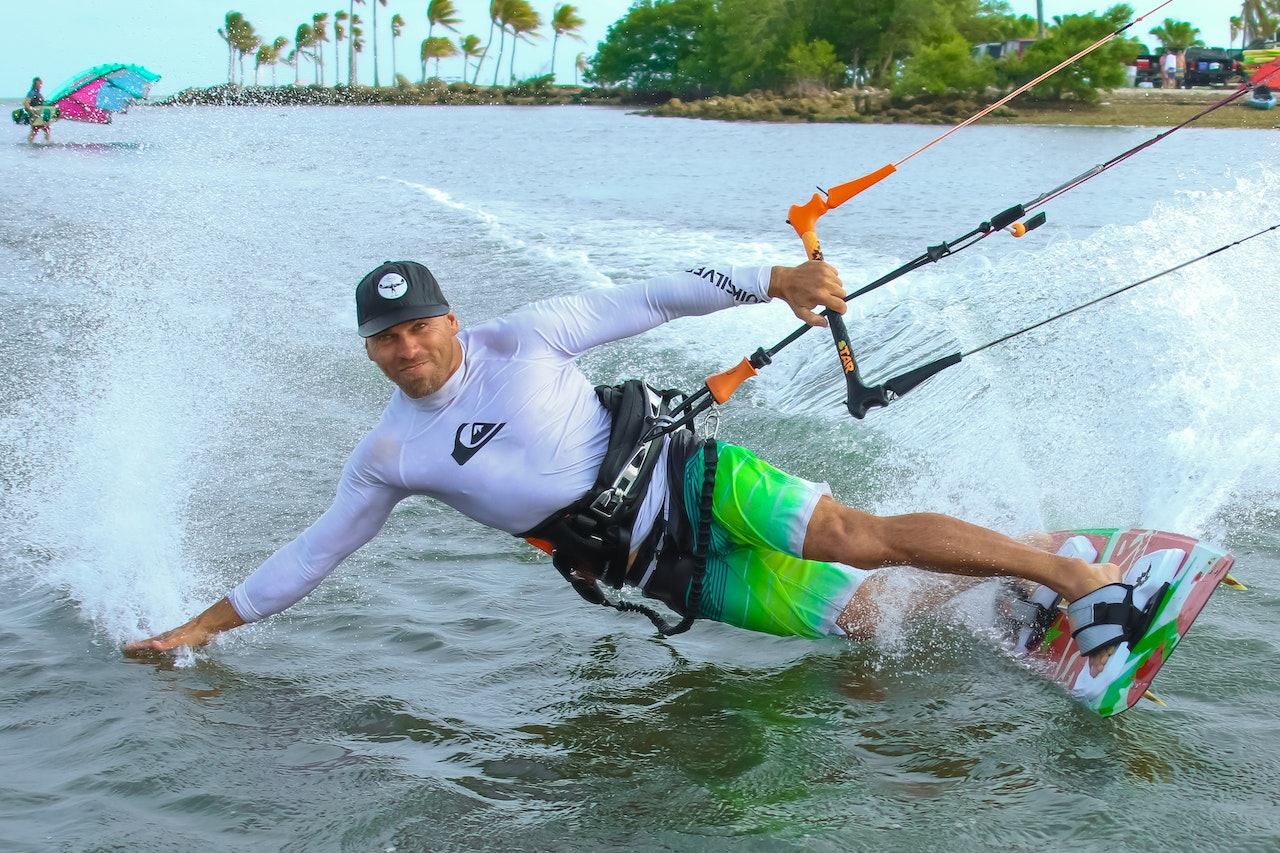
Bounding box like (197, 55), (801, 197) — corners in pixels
(452, 422), (505, 465)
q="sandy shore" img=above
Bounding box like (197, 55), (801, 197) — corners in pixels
(996, 86), (1278, 128)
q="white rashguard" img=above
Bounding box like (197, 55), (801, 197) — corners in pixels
(228, 265), (774, 622)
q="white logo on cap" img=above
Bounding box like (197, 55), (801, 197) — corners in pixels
(377, 272), (409, 299)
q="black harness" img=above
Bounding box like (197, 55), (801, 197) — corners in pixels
(521, 379), (717, 636)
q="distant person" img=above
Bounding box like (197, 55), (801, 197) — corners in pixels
(1247, 84), (1276, 110)
(23, 77), (51, 143)
(1161, 50), (1177, 89)
(1174, 50), (1185, 89)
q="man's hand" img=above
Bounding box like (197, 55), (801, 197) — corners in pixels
(768, 261), (846, 327)
(123, 597), (246, 657)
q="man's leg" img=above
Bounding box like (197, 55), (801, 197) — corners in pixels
(804, 495), (1117, 599)
(806, 495), (1122, 673)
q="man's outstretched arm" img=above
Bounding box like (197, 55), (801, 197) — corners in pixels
(123, 596), (246, 655)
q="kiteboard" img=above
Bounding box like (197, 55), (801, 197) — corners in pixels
(11, 106), (59, 126)
(1002, 527), (1238, 717)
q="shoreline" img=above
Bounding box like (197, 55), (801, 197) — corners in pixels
(649, 86), (1279, 129)
(151, 82), (1279, 129)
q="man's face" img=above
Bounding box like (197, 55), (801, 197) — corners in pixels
(364, 313), (462, 398)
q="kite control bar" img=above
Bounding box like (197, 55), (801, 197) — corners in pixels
(665, 199), (1046, 425)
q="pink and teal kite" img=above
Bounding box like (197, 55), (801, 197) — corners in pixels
(44, 63), (161, 124)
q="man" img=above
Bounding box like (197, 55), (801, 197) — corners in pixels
(126, 259), (1137, 675)
(24, 77), (51, 143)
(1161, 50), (1177, 90)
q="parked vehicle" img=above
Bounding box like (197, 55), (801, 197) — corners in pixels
(1182, 47), (1246, 87)
(1133, 54), (1163, 86)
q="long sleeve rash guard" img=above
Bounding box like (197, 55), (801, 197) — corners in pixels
(228, 264), (774, 622)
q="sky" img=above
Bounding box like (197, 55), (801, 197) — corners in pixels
(2, 0), (1243, 99)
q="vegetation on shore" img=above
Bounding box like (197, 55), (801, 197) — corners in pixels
(155, 79), (1278, 130)
(156, 78), (640, 108)
(584, 0), (1248, 104)
(169, 3), (1273, 128)
(648, 87), (1280, 128)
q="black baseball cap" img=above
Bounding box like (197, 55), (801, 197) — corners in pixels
(356, 260), (451, 337)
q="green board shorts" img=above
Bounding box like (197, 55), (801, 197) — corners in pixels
(682, 441), (868, 639)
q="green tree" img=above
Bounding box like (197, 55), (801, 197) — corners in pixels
(391, 13), (405, 80)
(550, 4), (586, 82)
(428, 0), (462, 38)
(1241, 0), (1280, 47)
(460, 34), (484, 82)
(492, 0), (513, 85)
(294, 23), (316, 84)
(474, 0), (503, 83)
(893, 33), (996, 95)
(350, 13), (366, 84)
(370, 0), (388, 86)
(348, 0), (365, 85)
(313, 13), (330, 85)
(1149, 18), (1204, 51)
(588, 0), (715, 91)
(334, 10), (348, 83)
(218, 12), (254, 83)
(574, 51), (589, 85)
(872, 0), (979, 85)
(427, 0), (463, 80)
(1013, 5), (1139, 103)
(255, 37), (288, 86)
(219, 12), (260, 85)
(506, 0), (543, 84)
(421, 36), (458, 81)
(781, 39), (846, 91)
(960, 0), (1037, 44)
(680, 0), (794, 93)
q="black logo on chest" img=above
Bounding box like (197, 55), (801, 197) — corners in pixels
(452, 422), (506, 465)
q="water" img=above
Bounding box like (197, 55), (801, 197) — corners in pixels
(2, 104), (1279, 851)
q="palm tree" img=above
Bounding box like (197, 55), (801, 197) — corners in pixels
(218, 12), (251, 83)
(574, 52), (588, 86)
(1231, 16), (1243, 48)
(505, 1), (543, 85)
(491, 0), (513, 86)
(348, 0), (365, 85)
(459, 34), (483, 82)
(334, 10), (348, 84)
(476, 0), (504, 85)
(1240, 0), (1280, 45)
(274, 36), (290, 85)
(1149, 18), (1204, 51)
(370, 0), (388, 86)
(391, 14), (405, 82)
(295, 23), (316, 85)
(549, 4), (584, 83)
(234, 27), (262, 85)
(312, 13), (330, 85)
(254, 43), (272, 86)
(349, 13), (365, 85)
(421, 37), (458, 82)
(428, 0), (462, 39)
(219, 13), (260, 85)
